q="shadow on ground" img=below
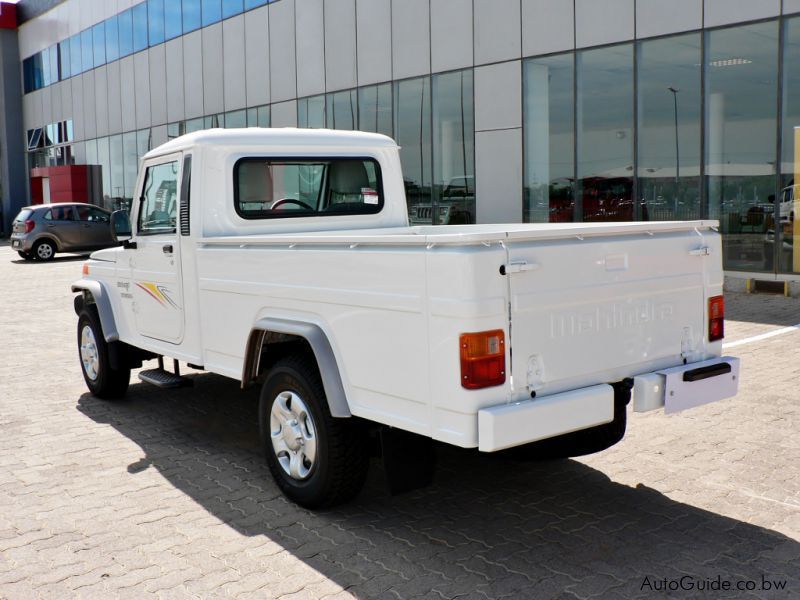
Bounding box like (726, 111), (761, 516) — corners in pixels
(77, 374), (797, 599)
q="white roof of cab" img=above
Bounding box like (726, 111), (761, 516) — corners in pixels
(146, 127), (397, 159)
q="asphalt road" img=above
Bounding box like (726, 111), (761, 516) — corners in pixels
(0, 244), (798, 599)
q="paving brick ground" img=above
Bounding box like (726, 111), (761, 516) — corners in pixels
(0, 242), (798, 599)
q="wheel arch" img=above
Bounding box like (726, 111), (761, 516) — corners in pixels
(34, 234), (61, 251)
(72, 279), (120, 343)
(243, 318), (351, 418)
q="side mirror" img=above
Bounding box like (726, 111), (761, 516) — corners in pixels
(111, 210), (132, 243)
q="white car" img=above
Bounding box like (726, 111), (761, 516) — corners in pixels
(73, 128), (739, 508)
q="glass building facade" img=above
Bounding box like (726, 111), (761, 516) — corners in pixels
(13, 0), (800, 275)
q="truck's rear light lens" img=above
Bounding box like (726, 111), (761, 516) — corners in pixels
(709, 295), (724, 342)
(24, 219), (34, 233)
(460, 330), (506, 389)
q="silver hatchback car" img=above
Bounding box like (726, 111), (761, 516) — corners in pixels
(10, 203), (117, 261)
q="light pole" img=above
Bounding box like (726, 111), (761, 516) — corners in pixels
(668, 87), (680, 215)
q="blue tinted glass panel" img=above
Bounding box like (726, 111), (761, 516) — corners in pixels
(202, 0), (221, 26)
(132, 2), (148, 52)
(118, 9), (133, 57)
(148, 0), (165, 46)
(222, 0), (243, 19)
(59, 39), (71, 79)
(70, 33), (82, 75)
(183, 0), (201, 32)
(244, 0), (269, 9)
(81, 30), (93, 72)
(93, 23), (106, 68)
(33, 52), (44, 89)
(106, 16), (120, 62)
(23, 56), (34, 93)
(165, 0), (182, 39)
(41, 47), (51, 86)
(49, 45), (59, 83)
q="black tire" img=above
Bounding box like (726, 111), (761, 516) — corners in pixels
(33, 239), (56, 261)
(260, 354), (369, 509)
(17, 251), (33, 261)
(77, 310), (130, 399)
(503, 385), (630, 461)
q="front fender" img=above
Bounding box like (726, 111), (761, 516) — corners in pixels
(71, 279), (120, 343)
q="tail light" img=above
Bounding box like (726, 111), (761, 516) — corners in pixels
(24, 219), (34, 233)
(460, 330), (506, 389)
(708, 295), (724, 342)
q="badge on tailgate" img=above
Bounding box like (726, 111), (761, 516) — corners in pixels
(659, 356), (740, 414)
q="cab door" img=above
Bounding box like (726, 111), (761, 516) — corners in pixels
(130, 154), (185, 343)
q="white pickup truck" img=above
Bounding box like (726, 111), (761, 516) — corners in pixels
(73, 128), (739, 508)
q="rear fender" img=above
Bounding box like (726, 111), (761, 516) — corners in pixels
(243, 318), (351, 418)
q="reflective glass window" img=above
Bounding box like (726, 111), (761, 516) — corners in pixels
(244, 0), (269, 9)
(706, 22), (778, 272)
(132, 2), (149, 52)
(118, 9), (134, 57)
(33, 53), (44, 89)
(222, 0), (243, 19)
(432, 70), (475, 225)
(105, 16), (120, 63)
(70, 33), (82, 75)
(167, 122), (185, 139)
(358, 83), (392, 137)
(185, 117), (204, 133)
(204, 113), (224, 128)
(97, 136), (111, 201)
(49, 45), (59, 84)
(183, 0), (201, 33)
(524, 54), (574, 223)
(23, 57), (34, 93)
(92, 23), (106, 68)
(41, 48), (51, 87)
(123, 132), (139, 200)
(110, 134), (125, 209)
(326, 89), (358, 130)
(81, 30), (93, 73)
(165, 0), (182, 39)
(59, 40), (70, 79)
(637, 33), (702, 222)
(139, 160), (179, 234)
(148, 0), (165, 46)
(298, 95), (326, 128)
(577, 44), (634, 222)
(137, 129), (152, 164)
(202, 0), (222, 26)
(780, 17), (800, 273)
(224, 109), (247, 128)
(394, 77), (432, 223)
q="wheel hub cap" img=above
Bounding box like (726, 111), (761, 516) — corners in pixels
(37, 244), (52, 259)
(270, 391), (317, 480)
(80, 325), (99, 381)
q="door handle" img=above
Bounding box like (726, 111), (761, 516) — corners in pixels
(162, 244), (173, 255)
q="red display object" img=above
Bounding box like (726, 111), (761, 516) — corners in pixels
(30, 166), (91, 205)
(0, 3), (17, 29)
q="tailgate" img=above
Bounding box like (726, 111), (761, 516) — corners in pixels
(505, 228), (719, 395)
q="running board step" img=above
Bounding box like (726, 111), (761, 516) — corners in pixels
(138, 368), (192, 388)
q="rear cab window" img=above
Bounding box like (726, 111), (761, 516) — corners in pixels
(234, 157), (383, 219)
(14, 209), (33, 222)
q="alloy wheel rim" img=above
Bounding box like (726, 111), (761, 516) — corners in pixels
(269, 391), (317, 480)
(80, 325), (100, 381)
(37, 243), (53, 259)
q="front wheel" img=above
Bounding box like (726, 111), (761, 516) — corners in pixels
(77, 311), (130, 399)
(260, 354), (369, 508)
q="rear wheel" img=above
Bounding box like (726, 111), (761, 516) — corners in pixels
(77, 311), (130, 399)
(33, 239), (56, 261)
(260, 354), (369, 508)
(17, 251), (33, 261)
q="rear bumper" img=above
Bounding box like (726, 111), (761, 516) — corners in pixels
(9, 234), (33, 252)
(477, 357), (739, 452)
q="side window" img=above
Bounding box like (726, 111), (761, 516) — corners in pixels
(138, 160), (179, 235)
(234, 158), (383, 219)
(88, 208), (110, 223)
(48, 206), (75, 221)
